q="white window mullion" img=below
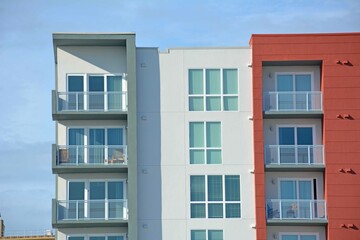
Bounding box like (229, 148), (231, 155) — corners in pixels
(203, 69), (206, 111)
(223, 175), (226, 219)
(204, 122), (207, 164)
(104, 75), (108, 111)
(84, 182), (89, 218)
(105, 181), (109, 220)
(205, 175), (208, 218)
(219, 69), (223, 111)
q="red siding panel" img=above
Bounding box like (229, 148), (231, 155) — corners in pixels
(251, 33), (360, 240)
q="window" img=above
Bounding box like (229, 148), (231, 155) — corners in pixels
(276, 73), (312, 110)
(189, 122), (221, 164)
(279, 178), (316, 219)
(280, 233), (317, 240)
(66, 180), (126, 220)
(190, 175), (241, 218)
(189, 69), (238, 111)
(191, 230), (223, 240)
(68, 236), (125, 240)
(278, 126), (314, 164)
(65, 127), (126, 164)
(64, 74), (125, 111)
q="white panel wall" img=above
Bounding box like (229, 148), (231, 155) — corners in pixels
(266, 226), (326, 240)
(56, 173), (127, 200)
(57, 227), (128, 240)
(262, 66), (321, 93)
(263, 119), (322, 146)
(56, 46), (127, 92)
(265, 172), (324, 200)
(159, 48), (255, 240)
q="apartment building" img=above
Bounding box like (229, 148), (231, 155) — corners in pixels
(51, 32), (360, 240)
(250, 33), (360, 240)
(51, 33), (138, 240)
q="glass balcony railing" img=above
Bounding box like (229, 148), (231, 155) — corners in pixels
(265, 145), (324, 166)
(266, 199), (326, 220)
(57, 92), (128, 112)
(57, 199), (128, 221)
(264, 91), (322, 112)
(57, 145), (127, 165)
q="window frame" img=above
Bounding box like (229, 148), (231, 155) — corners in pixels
(67, 235), (127, 240)
(188, 68), (239, 111)
(277, 177), (318, 200)
(275, 72), (314, 92)
(190, 175), (241, 219)
(66, 179), (127, 202)
(279, 232), (319, 240)
(276, 124), (316, 146)
(190, 229), (224, 240)
(67, 126), (127, 146)
(189, 121), (222, 165)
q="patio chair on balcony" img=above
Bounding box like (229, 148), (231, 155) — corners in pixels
(59, 149), (68, 164)
(267, 204), (279, 219)
(109, 149), (125, 164)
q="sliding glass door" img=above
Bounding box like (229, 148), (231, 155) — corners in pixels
(278, 126), (313, 164)
(280, 179), (313, 218)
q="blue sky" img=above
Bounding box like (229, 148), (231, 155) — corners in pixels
(0, 0), (359, 233)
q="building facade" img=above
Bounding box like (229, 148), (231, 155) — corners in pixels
(51, 33), (360, 240)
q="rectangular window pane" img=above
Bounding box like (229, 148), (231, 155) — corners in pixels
(279, 127), (295, 145)
(68, 76), (84, 92)
(224, 96), (238, 111)
(190, 150), (205, 164)
(300, 235), (317, 240)
(208, 176), (223, 201)
(108, 128), (123, 145)
(89, 237), (105, 240)
(189, 70), (204, 94)
(206, 122), (221, 147)
(190, 122), (204, 147)
(206, 69), (221, 94)
(107, 75), (122, 110)
(207, 150), (221, 164)
(191, 230), (206, 240)
(206, 96), (221, 111)
(281, 235), (298, 240)
(280, 180), (297, 199)
(89, 76), (104, 91)
(208, 230), (223, 240)
(108, 237), (124, 240)
(190, 176), (205, 201)
(90, 182), (105, 200)
(69, 237), (84, 240)
(108, 181), (123, 199)
(69, 182), (84, 200)
(191, 203), (205, 218)
(225, 175), (240, 201)
(223, 69), (238, 94)
(208, 203), (223, 218)
(295, 74), (311, 91)
(297, 127), (313, 145)
(226, 203), (241, 218)
(277, 74), (293, 91)
(189, 97), (204, 111)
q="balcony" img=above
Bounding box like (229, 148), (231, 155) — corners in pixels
(52, 144), (128, 173)
(266, 199), (327, 226)
(52, 90), (128, 120)
(265, 145), (324, 171)
(263, 91), (322, 118)
(52, 199), (128, 228)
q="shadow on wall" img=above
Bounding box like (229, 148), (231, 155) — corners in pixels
(136, 48), (163, 239)
(59, 46), (127, 73)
